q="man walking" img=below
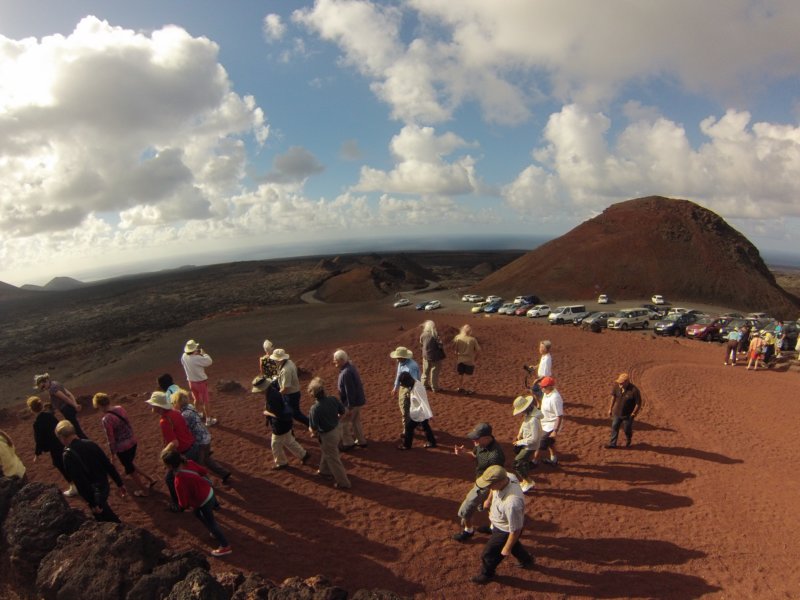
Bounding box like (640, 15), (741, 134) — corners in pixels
(251, 375), (310, 470)
(452, 422), (505, 542)
(56, 420), (127, 523)
(605, 373), (642, 448)
(470, 465), (534, 585)
(453, 325), (480, 395)
(272, 348), (309, 427)
(334, 349), (367, 450)
(308, 377), (351, 489)
(532, 377), (563, 466)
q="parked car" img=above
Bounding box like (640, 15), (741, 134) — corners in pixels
(548, 305), (589, 325)
(654, 313), (699, 336)
(393, 298), (410, 308)
(574, 311), (598, 326)
(415, 301), (431, 310)
(581, 311), (619, 329)
(424, 300), (441, 311)
(667, 307), (690, 315)
(514, 295), (541, 305)
(607, 308), (650, 330)
(760, 320), (799, 350)
(746, 312), (771, 320)
(597, 294), (609, 304)
(514, 303), (535, 316)
(471, 301), (489, 313)
(526, 304), (551, 318)
(498, 302), (517, 315)
(461, 294), (484, 303)
(483, 300), (504, 313)
(485, 295), (503, 303)
(718, 318), (771, 341)
(685, 316), (728, 341)
(640, 303), (665, 316)
(651, 294), (665, 305)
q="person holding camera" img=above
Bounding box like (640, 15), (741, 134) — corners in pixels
(181, 340), (216, 426)
(524, 340), (552, 405)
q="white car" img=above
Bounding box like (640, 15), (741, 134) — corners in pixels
(424, 300), (441, 311)
(667, 307), (689, 315)
(651, 294), (665, 305)
(485, 295), (503, 303)
(461, 293), (484, 303)
(598, 294), (609, 304)
(393, 298), (410, 308)
(527, 304), (551, 318)
(497, 302), (517, 314)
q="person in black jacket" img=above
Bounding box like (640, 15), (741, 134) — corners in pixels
(251, 375), (310, 470)
(27, 396), (76, 497)
(56, 420), (127, 522)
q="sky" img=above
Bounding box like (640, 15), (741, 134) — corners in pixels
(1, 0), (800, 286)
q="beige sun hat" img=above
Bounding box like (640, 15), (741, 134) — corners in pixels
(270, 348), (290, 361)
(390, 346), (413, 359)
(184, 339), (200, 353)
(512, 395), (535, 416)
(146, 391), (172, 410)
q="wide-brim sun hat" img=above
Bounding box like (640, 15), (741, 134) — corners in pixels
(184, 339), (199, 353)
(146, 391), (172, 410)
(390, 346), (413, 359)
(270, 348), (290, 361)
(512, 395), (535, 416)
(251, 375), (270, 392)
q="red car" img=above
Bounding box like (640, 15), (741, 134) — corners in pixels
(685, 317), (728, 341)
(514, 303), (535, 316)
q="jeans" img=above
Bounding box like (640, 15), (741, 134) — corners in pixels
(402, 418), (436, 448)
(610, 415), (634, 446)
(195, 496), (228, 547)
(90, 480), (120, 523)
(480, 529), (532, 576)
(60, 404), (87, 439)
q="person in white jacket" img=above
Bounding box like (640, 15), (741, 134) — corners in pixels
(181, 340), (216, 426)
(512, 395), (543, 493)
(397, 372), (437, 450)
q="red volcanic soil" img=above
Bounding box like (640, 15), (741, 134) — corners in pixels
(478, 196), (800, 318)
(3, 302), (800, 598)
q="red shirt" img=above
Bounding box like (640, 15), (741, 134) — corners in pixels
(173, 460), (213, 509)
(159, 409), (195, 453)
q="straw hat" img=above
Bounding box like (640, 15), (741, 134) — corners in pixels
(184, 339), (200, 353)
(389, 346), (413, 359)
(145, 391), (172, 410)
(270, 348), (290, 361)
(512, 395), (535, 416)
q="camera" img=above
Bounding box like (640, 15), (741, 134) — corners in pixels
(522, 364), (535, 374)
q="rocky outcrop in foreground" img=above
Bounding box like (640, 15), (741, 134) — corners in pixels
(0, 479), (408, 600)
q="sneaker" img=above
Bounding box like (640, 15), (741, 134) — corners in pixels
(471, 573), (492, 585)
(515, 559), (535, 569)
(272, 464), (288, 470)
(520, 480), (535, 493)
(543, 457), (558, 466)
(206, 418), (218, 427)
(356, 442), (368, 448)
(604, 444), (618, 449)
(476, 525), (493, 534)
(210, 546), (232, 557)
(63, 485), (78, 497)
(452, 530), (474, 542)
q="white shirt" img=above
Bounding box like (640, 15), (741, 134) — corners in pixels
(537, 353), (552, 378)
(540, 389), (564, 433)
(516, 410), (543, 448)
(181, 352), (212, 382)
(489, 474), (526, 533)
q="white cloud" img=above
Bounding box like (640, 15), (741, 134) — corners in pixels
(263, 14), (286, 42)
(0, 16), (267, 240)
(503, 104), (800, 221)
(353, 125), (480, 195)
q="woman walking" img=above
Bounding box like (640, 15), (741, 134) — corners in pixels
(27, 396), (75, 496)
(34, 373), (87, 439)
(420, 320), (446, 393)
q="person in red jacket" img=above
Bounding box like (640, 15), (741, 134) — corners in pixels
(161, 449), (231, 557)
(147, 391), (198, 512)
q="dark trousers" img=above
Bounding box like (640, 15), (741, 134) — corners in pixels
(481, 529), (532, 576)
(195, 497), (228, 547)
(402, 418), (436, 448)
(49, 448), (69, 481)
(91, 481), (120, 523)
(198, 444), (230, 480)
(60, 404), (87, 439)
(610, 415), (634, 446)
(284, 392), (309, 427)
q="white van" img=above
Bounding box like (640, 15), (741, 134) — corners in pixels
(548, 305), (589, 324)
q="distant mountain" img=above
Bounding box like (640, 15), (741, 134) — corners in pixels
(0, 280), (31, 300)
(21, 276), (85, 292)
(477, 196), (800, 317)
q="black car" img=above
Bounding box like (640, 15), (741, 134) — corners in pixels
(654, 313), (699, 336)
(760, 320), (799, 351)
(577, 311), (617, 328)
(640, 303), (666, 318)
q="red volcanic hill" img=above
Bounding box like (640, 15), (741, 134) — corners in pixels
(477, 196), (799, 317)
(314, 254), (431, 302)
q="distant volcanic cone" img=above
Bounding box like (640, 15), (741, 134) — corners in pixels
(477, 196), (799, 317)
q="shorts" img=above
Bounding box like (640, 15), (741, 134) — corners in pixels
(116, 445), (138, 475)
(457, 484), (490, 520)
(457, 363), (475, 376)
(538, 430), (556, 451)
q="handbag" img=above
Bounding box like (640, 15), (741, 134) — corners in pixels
(409, 382), (434, 422)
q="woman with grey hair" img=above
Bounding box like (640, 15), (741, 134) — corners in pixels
(420, 320), (445, 393)
(259, 339), (279, 380)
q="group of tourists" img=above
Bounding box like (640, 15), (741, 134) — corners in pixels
(4, 318), (651, 586)
(724, 321), (792, 369)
